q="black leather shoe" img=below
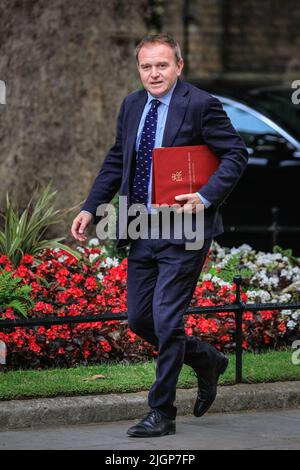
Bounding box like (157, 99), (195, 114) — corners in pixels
(127, 409), (176, 437)
(192, 352), (229, 418)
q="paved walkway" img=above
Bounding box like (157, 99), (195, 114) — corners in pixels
(1, 409), (299, 450)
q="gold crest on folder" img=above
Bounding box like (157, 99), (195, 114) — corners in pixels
(171, 171), (183, 182)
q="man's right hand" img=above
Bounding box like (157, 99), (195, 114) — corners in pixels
(71, 211), (93, 243)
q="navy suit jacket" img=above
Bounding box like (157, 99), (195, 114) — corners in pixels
(81, 80), (248, 248)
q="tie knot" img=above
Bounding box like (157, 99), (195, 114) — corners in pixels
(151, 99), (161, 109)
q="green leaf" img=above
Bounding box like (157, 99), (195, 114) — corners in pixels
(7, 300), (28, 318)
(0, 269), (33, 318)
(34, 275), (51, 289)
(0, 183), (82, 267)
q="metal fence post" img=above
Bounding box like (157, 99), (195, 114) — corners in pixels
(271, 207), (279, 249)
(233, 275), (244, 383)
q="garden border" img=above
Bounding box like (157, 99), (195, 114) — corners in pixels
(1, 275), (300, 383)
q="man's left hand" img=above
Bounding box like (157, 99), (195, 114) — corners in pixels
(173, 193), (204, 213)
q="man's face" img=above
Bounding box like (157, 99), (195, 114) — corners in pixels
(137, 42), (184, 97)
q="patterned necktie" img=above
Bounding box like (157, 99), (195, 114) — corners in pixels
(131, 99), (161, 205)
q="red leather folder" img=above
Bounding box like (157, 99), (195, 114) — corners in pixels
(151, 145), (219, 206)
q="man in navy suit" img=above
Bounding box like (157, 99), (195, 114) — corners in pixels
(71, 33), (248, 438)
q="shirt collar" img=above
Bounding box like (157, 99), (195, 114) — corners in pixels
(146, 80), (177, 107)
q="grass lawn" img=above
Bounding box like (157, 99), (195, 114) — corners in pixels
(0, 349), (299, 401)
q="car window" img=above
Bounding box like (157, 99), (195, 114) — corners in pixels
(222, 103), (282, 148)
(251, 89), (300, 138)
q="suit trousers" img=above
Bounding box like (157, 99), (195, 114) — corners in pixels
(126, 231), (218, 420)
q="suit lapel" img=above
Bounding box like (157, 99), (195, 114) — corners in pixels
(127, 89), (147, 163)
(162, 80), (190, 147)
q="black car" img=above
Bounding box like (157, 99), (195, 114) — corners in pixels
(193, 80), (300, 255)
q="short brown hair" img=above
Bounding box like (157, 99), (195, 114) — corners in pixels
(135, 33), (182, 64)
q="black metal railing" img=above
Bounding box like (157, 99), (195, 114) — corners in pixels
(0, 275), (300, 383)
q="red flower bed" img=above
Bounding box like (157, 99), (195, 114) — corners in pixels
(0, 249), (156, 369)
(0, 246), (287, 370)
(188, 281), (285, 352)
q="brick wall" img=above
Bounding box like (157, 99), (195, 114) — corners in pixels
(1, 0), (299, 240)
(163, 0), (300, 79)
(224, 0), (300, 75)
(0, 0), (148, 238)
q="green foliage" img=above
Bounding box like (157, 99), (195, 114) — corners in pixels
(0, 269), (34, 318)
(0, 183), (81, 267)
(273, 245), (300, 267)
(214, 253), (252, 284)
